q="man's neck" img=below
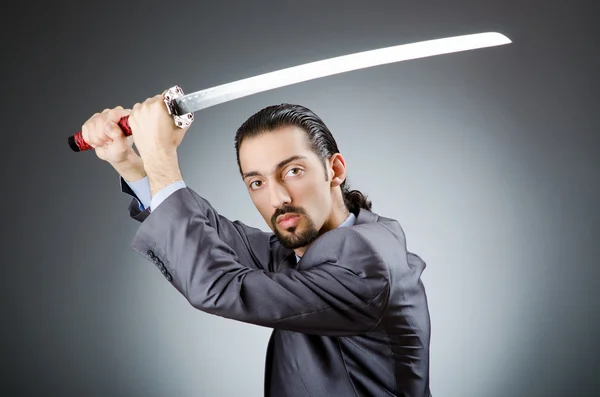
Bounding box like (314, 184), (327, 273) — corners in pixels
(321, 207), (351, 234)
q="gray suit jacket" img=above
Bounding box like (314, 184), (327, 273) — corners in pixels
(122, 181), (432, 396)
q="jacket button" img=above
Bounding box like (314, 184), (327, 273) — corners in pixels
(147, 249), (155, 258)
(165, 273), (172, 282)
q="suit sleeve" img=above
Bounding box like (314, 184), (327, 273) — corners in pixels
(130, 187), (391, 336)
(121, 177), (278, 272)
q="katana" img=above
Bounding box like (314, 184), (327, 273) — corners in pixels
(68, 31), (511, 152)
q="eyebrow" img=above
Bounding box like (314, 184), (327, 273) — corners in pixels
(243, 155), (308, 180)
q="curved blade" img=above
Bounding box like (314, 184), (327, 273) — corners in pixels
(175, 32), (511, 114)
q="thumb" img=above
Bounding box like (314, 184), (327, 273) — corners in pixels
(105, 120), (125, 139)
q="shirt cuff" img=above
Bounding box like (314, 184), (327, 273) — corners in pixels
(150, 180), (187, 212)
(126, 176), (153, 210)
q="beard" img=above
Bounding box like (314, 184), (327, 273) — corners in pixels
(271, 206), (320, 250)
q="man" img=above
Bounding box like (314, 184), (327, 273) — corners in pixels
(82, 95), (432, 396)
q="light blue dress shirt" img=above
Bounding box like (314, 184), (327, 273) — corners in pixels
(125, 176), (186, 212)
(124, 176), (356, 262)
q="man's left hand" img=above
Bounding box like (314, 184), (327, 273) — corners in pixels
(129, 93), (191, 196)
(129, 93), (190, 161)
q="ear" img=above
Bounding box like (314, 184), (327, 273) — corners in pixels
(328, 153), (347, 188)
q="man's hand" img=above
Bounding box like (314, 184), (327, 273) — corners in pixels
(128, 94), (192, 196)
(128, 94), (190, 160)
(81, 107), (146, 182)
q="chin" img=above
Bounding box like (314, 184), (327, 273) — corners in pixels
(275, 227), (320, 251)
(278, 225), (299, 235)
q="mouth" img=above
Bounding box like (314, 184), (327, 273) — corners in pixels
(277, 214), (301, 229)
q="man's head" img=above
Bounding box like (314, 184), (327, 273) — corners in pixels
(234, 104), (372, 253)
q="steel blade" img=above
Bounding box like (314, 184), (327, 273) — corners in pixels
(175, 32), (511, 114)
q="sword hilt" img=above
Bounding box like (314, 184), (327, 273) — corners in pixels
(68, 116), (132, 152)
(68, 85), (193, 152)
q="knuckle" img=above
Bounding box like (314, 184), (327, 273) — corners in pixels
(110, 106), (125, 116)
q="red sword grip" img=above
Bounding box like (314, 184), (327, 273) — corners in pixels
(68, 116), (132, 152)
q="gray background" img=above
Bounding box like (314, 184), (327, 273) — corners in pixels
(2, 0), (599, 396)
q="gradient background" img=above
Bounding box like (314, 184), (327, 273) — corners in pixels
(2, 1), (599, 396)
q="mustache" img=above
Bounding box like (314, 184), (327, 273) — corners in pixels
(271, 205), (306, 225)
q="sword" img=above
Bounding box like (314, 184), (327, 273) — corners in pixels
(68, 31), (511, 152)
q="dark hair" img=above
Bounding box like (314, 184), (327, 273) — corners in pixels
(234, 103), (372, 214)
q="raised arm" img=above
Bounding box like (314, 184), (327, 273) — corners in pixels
(121, 93), (391, 335)
(131, 187), (391, 336)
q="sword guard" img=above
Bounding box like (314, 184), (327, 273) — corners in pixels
(163, 85), (194, 129)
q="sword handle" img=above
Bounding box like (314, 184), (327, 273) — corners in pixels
(68, 116), (132, 152)
(68, 86), (192, 153)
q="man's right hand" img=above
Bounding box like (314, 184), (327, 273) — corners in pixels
(82, 106), (146, 181)
(82, 106), (138, 164)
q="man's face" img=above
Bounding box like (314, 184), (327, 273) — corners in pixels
(238, 125), (333, 250)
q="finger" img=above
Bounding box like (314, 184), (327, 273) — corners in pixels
(110, 134), (129, 153)
(130, 103), (147, 122)
(104, 119), (125, 139)
(102, 106), (124, 113)
(90, 133), (112, 147)
(86, 119), (112, 147)
(107, 106), (131, 123)
(82, 124), (102, 147)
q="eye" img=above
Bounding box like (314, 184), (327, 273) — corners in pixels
(286, 168), (303, 177)
(249, 180), (262, 190)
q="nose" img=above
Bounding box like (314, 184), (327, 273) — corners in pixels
(269, 181), (291, 209)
